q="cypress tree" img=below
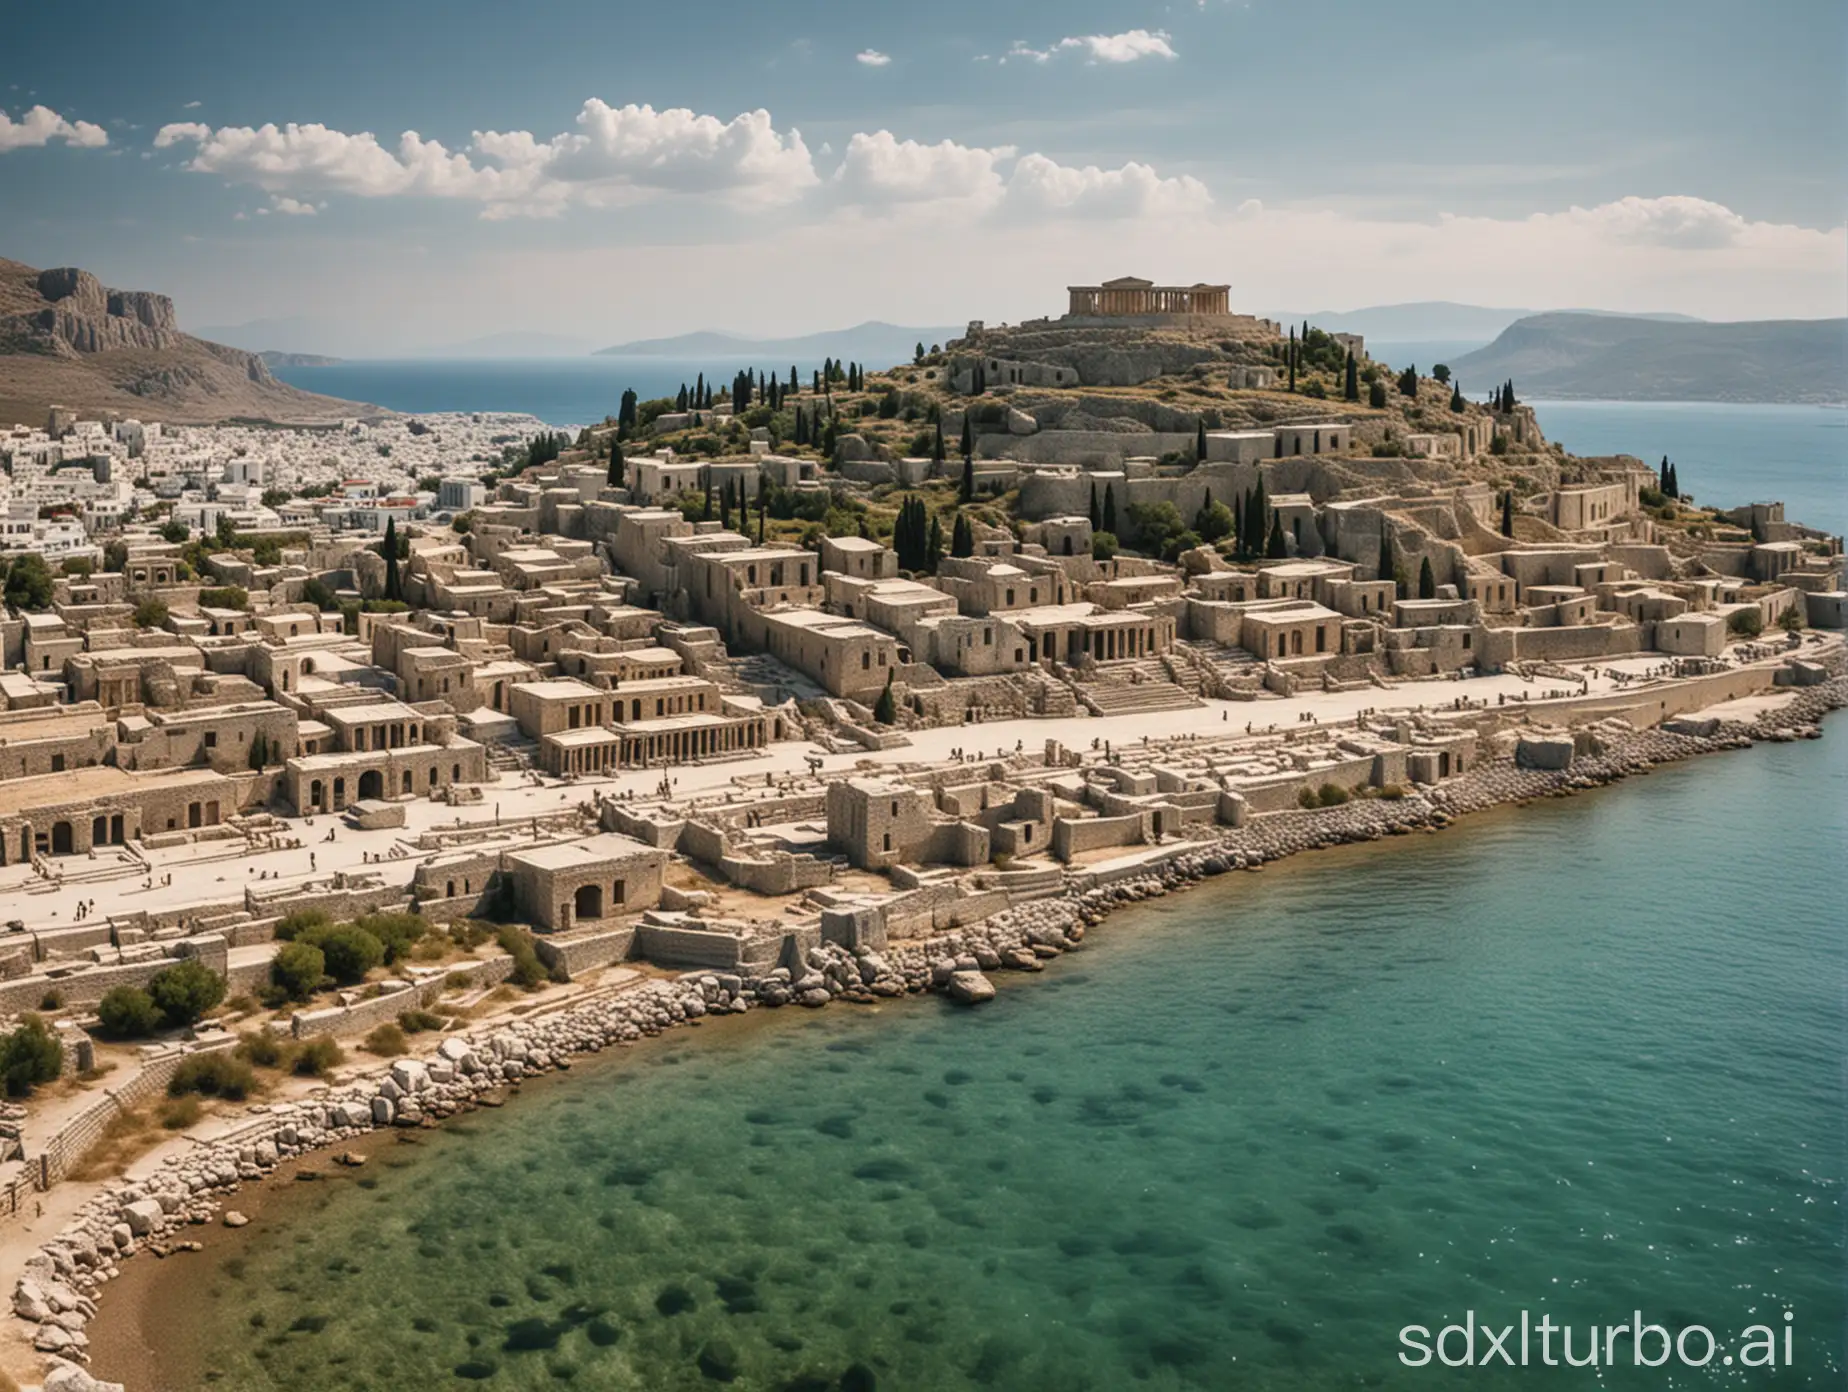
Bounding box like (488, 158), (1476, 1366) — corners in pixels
(1503, 379), (1516, 409)
(607, 441), (624, 488)
(960, 414), (973, 462)
(952, 511), (974, 558)
(719, 479), (732, 530)
(381, 517), (401, 601)
(1398, 365), (1418, 397)
(1231, 485), (1245, 557)
(1265, 512), (1286, 559)
(1343, 350), (1359, 402)
(676, 384), (689, 411)
(926, 514), (944, 573)
(872, 670), (896, 725)
(1195, 419), (1209, 461)
(618, 388), (638, 428)
(1450, 380), (1465, 412)
(960, 455), (975, 503)
(1287, 327), (1297, 393)
(702, 473), (713, 520)
(1089, 485), (1101, 531)
(1418, 555), (1436, 599)
(933, 422), (946, 463)
(1369, 379), (1388, 409)
(1500, 490), (1514, 537)
(1102, 483), (1118, 537)
(1377, 528), (1394, 591)
(695, 372), (704, 408)
(757, 490), (766, 544)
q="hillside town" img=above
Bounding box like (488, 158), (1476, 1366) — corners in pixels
(0, 281), (1842, 1379)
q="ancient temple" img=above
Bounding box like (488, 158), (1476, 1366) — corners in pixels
(1066, 276), (1231, 318)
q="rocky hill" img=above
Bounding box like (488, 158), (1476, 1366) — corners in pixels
(0, 258), (379, 426)
(1450, 312), (1846, 404)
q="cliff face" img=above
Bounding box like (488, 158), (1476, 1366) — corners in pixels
(0, 257), (373, 425)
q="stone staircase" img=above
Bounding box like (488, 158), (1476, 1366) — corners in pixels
(1173, 638), (1269, 697)
(485, 737), (537, 774)
(1077, 661), (1204, 717)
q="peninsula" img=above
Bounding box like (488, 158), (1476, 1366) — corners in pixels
(0, 277), (1841, 1391)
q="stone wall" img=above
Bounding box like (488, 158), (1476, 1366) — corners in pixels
(533, 926), (635, 980)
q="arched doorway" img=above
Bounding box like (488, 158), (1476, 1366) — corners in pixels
(92, 816), (108, 846)
(357, 769), (384, 800)
(573, 884), (603, 921)
(332, 777), (346, 810)
(402, 770), (414, 794)
(51, 822), (73, 855)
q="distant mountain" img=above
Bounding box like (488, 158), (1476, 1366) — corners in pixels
(1272, 301), (1704, 351)
(0, 258), (376, 426)
(1451, 313), (1846, 404)
(597, 321), (964, 368)
(193, 315), (338, 355)
(257, 349), (342, 368)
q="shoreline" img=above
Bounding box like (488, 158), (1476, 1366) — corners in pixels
(12, 670), (1846, 1392)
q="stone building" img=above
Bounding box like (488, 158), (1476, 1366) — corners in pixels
(1066, 277), (1231, 317)
(504, 834), (669, 932)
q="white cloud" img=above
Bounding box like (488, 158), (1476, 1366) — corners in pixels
(182, 100), (202, 110)
(855, 49), (891, 67)
(1545, 194), (1749, 250)
(1004, 155), (1210, 218)
(269, 196), (319, 216)
(1006, 29), (1176, 64)
(0, 105), (108, 153)
(831, 131), (1006, 206)
(156, 101), (815, 217)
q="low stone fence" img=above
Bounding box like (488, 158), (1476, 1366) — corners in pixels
(534, 927), (635, 980)
(26, 1035), (244, 1200)
(289, 957), (513, 1039)
(0, 935), (230, 1016)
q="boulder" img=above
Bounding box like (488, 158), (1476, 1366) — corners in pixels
(119, 1199), (163, 1238)
(946, 971), (997, 1005)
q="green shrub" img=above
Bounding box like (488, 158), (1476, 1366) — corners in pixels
(448, 919), (492, 951)
(293, 1037), (343, 1078)
(160, 1096), (202, 1129)
(96, 986), (165, 1039)
(298, 925), (384, 985)
(1297, 786), (1320, 809)
(237, 1027), (288, 1068)
(0, 1015), (62, 1097)
(275, 909), (331, 941)
(362, 1023), (407, 1056)
(148, 959), (226, 1026)
(37, 989), (63, 1012)
(271, 942), (327, 1001)
(133, 596), (170, 629)
(196, 585), (249, 612)
(353, 912), (425, 965)
(168, 1052), (255, 1100)
(1778, 607), (1804, 633)
(1317, 784), (1351, 807)
(1726, 608), (1763, 639)
(398, 1010), (446, 1034)
(1376, 783), (1407, 800)
(496, 925), (548, 990)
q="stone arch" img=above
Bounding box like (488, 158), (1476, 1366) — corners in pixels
(51, 821), (73, 855)
(358, 769), (384, 800)
(574, 884), (603, 921)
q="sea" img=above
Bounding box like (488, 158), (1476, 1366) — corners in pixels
(116, 392), (1844, 1390)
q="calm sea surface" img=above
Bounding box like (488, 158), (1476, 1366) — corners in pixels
(137, 733), (1845, 1391)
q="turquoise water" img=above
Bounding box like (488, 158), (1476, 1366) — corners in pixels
(272, 358), (817, 428)
(158, 736), (1845, 1390)
(1531, 401), (1847, 535)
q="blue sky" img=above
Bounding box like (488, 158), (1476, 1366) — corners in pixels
(2, 0), (1843, 351)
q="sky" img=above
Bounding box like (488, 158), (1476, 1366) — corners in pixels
(1, 0), (1844, 354)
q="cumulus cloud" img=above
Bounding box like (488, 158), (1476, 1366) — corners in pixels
(269, 196), (319, 216)
(855, 49), (891, 67)
(155, 101), (816, 217)
(1004, 154), (1210, 218)
(831, 130), (1006, 206)
(1546, 194), (1749, 250)
(0, 105), (108, 153)
(1006, 29), (1176, 64)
